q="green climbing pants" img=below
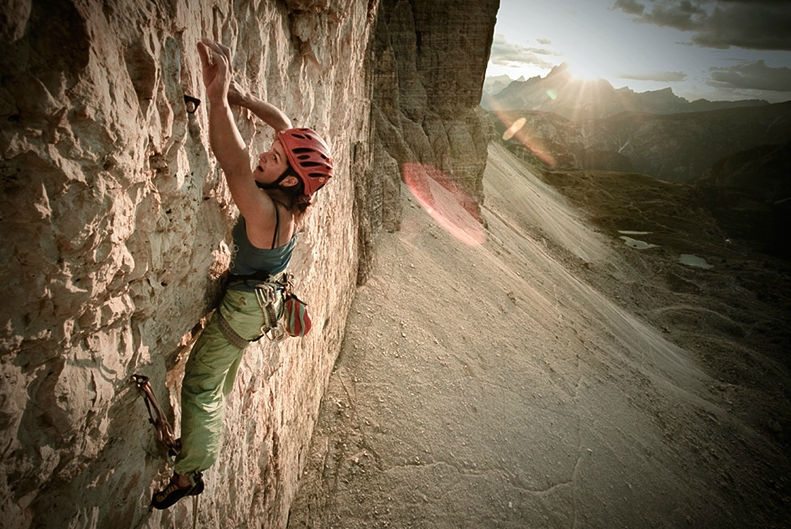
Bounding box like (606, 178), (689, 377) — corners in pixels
(174, 287), (283, 480)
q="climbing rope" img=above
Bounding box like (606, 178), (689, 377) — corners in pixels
(131, 374), (181, 457)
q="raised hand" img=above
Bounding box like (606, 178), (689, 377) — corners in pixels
(196, 38), (231, 102)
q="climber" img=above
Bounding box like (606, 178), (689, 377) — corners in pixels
(151, 37), (333, 509)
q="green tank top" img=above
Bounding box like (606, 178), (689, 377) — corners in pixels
(229, 216), (296, 288)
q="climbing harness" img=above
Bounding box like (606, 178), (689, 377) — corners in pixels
(215, 310), (254, 349)
(215, 277), (285, 346)
(131, 374), (180, 457)
(221, 271), (314, 344)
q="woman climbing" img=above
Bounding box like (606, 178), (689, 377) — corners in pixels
(151, 37), (333, 509)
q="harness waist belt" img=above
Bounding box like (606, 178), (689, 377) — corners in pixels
(215, 310), (256, 349)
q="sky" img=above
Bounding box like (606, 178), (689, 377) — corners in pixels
(486, 0), (791, 103)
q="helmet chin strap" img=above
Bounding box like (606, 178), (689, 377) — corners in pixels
(255, 171), (290, 190)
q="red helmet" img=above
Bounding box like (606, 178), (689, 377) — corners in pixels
(276, 128), (334, 195)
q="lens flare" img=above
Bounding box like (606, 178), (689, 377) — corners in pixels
(487, 97), (556, 167)
(402, 163), (485, 246)
(502, 117), (526, 141)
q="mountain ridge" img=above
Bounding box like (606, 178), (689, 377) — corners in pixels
(484, 63), (771, 120)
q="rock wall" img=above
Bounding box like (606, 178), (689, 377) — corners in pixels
(0, 0), (497, 527)
(356, 0), (498, 283)
(0, 1), (375, 527)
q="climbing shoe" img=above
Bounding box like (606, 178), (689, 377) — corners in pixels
(151, 472), (204, 510)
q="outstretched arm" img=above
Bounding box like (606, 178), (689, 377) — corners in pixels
(230, 87), (293, 132)
(197, 38), (277, 237)
(196, 38), (249, 178)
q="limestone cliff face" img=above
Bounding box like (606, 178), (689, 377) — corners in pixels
(0, 0), (495, 527)
(0, 1), (375, 527)
(357, 0), (498, 282)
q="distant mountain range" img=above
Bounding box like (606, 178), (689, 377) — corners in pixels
(488, 102), (791, 202)
(483, 64), (769, 121)
(483, 64), (791, 205)
(482, 74), (523, 97)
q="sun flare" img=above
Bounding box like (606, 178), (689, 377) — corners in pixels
(565, 61), (602, 82)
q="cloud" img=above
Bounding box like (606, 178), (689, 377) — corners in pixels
(707, 60), (791, 92)
(612, 0), (791, 51)
(641, 0), (706, 31)
(693, 3), (791, 50)
(613, 0), (645, 16)
(489, 34), (556, 69)
(620, 70), (688, 82)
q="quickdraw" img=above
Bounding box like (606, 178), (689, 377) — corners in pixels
(133, 375), (200, 525)
(131, 374), (181, 457)
(254, 281), (286, 341)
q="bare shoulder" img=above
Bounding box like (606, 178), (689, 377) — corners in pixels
(244, 199), (295, 249)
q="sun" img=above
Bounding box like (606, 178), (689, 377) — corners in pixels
(565, 61), (602, 82)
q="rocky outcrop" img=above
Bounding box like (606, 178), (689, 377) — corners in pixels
(0, 1), (375, 527)
(0, 0), (497, 528)
(356, 0), (498, 283)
